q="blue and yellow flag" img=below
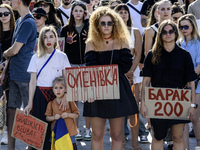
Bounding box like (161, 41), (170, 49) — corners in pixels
(51, 118), (73, 150)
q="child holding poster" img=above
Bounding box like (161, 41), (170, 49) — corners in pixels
(45, 76), (79, 149)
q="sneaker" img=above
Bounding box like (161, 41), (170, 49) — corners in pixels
(75, 133), (82, 140)
(84, 129), (92, 141)
(124, 135), (128, 141)
(139, 135), (148, 143)
(75, 129), (82, 140)
(1, 131), (8, 145)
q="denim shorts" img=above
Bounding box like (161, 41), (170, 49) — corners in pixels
(7, 80), (29, 109)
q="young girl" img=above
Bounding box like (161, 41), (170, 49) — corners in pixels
(178, 13), (200, 149)
(0, 3), (15, 145)
(115, 4), (146, 149)
(84, 7), (138, 150)
(24, 25), (70, 150)
(45, 76), (79, 150)
(34, 0), (62, 35)
(60, 1), (91, 141)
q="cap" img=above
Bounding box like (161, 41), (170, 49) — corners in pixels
(34, 0), (55, 13)
(32, 7), (48, 19)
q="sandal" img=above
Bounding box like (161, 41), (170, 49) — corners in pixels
(132, 146), (142, 150)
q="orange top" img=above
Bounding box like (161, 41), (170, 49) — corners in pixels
(45, 100), (79, 136)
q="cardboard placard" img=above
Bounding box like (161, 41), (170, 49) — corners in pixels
(34, 37), (65, 52)
(145, 87), (191, 120)
(12, 109), (47, 150)
(65, 65), (120, 101)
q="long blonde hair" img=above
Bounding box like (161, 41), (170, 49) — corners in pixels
(178, 14), (200, 43)
(86, 6), (132, 49)
(38, 26), (59, 57)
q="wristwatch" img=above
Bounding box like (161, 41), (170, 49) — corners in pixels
(191, 103), (198, 109)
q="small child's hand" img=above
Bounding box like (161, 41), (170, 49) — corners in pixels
(61, 112), (68, 119)
(55, 114), (61, 120)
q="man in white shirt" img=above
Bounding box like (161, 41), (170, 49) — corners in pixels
(57, 0), (72, 26)
(127, 0), (145, 35)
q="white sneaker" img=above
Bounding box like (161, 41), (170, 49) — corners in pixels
(1, 131), (8, 145)
(84, 128), (92, 141)
(75, 128), (82, 140)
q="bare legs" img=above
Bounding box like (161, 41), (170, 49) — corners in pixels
(192, 94), (200, 146)
(151, 124), (185, 150)
(7, 108), (16, 150)
(90, 117), (124, 150)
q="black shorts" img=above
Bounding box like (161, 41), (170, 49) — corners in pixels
(150, 118), (190, 140)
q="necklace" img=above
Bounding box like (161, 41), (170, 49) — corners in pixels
(104, 35), (112, 44)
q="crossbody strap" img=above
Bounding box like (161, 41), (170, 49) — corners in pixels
(37, 49), (56, 79)
(127, 3), (141, 15)
(58, 8), (69, 19)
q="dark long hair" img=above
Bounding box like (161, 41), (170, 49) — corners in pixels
(65, 1), (87, 30)
(114, 4), (132, 27)
(152, 20), (178, 65)
(0, 4), (15, 42)
(47, 5), (61, 28)
(35, 1), (61, 28)
(146, 2), (158, 27)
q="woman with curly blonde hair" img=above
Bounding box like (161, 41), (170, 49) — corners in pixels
(84, 7), (138, 150)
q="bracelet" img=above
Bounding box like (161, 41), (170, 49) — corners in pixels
(2, 63), (5, 67)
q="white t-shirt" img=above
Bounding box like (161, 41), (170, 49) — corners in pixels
(130, 27), (135, 49)
(58, 6), (71, 26)
(127, 1), (145, 35)
(27, 49), (71, 87)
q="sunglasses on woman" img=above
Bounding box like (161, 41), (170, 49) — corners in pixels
(33, 14), (43, 20)
(100, 21), (114, 26)
(179, 25), (189, 30)
(39, 3), (49, 8)
(0, 12), (10, 17)
(161, 29), (175, 35)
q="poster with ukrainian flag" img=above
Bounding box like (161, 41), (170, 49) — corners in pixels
(51, 118), (73, 150)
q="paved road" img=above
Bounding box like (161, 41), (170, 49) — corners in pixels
(0, 102), (197, 150)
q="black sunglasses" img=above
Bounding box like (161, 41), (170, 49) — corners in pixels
(179, 25), (189, 30)
(0, 12), (10, 17)
(34, 14), (42, 20)
(100, 21), (114, 26)
(39, 3), (49, 8)
(162, 29), (175, 35)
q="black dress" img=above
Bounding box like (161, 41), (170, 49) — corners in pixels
(140, 44), (197, 140)
(83, 48), (139, 119)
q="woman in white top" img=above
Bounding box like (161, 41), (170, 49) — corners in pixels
(24, 25), (70, 150)
(115, 4), (142, 150)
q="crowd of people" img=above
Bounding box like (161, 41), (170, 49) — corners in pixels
(0, 0), (200, 150)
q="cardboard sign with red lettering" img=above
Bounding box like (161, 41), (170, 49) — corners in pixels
(65, 65), (120, 101)
(34, 37), (65, 52)
(145, 87), (191, 120)
(12, 109), (47, 150)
